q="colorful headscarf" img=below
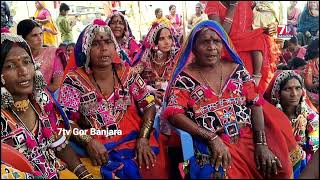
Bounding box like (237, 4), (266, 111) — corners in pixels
(163, 20), (243, 103)
(74, 19), (130, 73)
(264, 70), (318, 114)
(132, 22), (180, 66)
(106, 11), (134, 39)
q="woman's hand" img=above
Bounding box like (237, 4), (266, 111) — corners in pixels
(305, 31), (312, 38)
(264, 23), (277, 36)
(86, 138), (109, 166)
(208, 137), (232, 172)
(135, 137), (157, 169)
(255, 145), (282, 178)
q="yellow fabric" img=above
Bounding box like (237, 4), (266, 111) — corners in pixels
(80, 158), (102, 179)
(34, 1), (58, 46)
(1, 164), (31, 179)
(152, 17), (172, 27)
(252, 2), (284, 29)
(59, 169), (78, 179)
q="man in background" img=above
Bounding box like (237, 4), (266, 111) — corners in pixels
(56, 3), (75, 44)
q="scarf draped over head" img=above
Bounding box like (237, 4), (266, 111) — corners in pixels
(74, 19), (130, 73)
(265, 70), (306, 106)
(132, 22), (180, 66)
(34, 1), (47, 18)
(163, 20), (243, 104)
(106, 11), (134, 39)
(1, 31), (47, 109)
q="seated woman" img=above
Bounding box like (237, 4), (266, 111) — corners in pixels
(1, 32), (92, 179)
(17, 19), (64, 93)
(58, 19), (165, 179)
(265, 70), (319, 178)
(132, 22), (181, 178)
(162, 20), (298, 179)
(297, 1), (319, 46)
(133, 22), (180, 110)
(106, 11), (141, 65)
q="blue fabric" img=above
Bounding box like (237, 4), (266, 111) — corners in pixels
(297, 6), (319, 35)
(70, 130), (159, 179)
(48, 88), (70, 130)
(293, 158), (307, 179)
(188, 137), (225, 179)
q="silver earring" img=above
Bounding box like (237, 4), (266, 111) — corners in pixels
(34, 63), (47, 90)
(1, 87), (14, 109)
(276, 102), (283, 111)
(1, 74), (5, 85)
(156, 50), (164, 60)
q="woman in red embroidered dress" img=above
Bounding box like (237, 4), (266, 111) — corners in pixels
(132, 22), (181, 178)
(58, 19), (168, 179)
(162, 20), (297, 179)
(1, 32), (92, 179)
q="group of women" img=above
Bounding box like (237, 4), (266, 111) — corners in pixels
(1, 1), (319, 179)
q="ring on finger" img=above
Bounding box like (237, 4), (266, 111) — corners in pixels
(274, 156), (278, 160)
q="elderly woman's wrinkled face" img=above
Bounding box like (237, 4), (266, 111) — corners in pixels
(90, 31), (116, 68)
(2, 46), (35, 97)
(157, 28), (173, 53)
(193, 29), (223, 66)
(109, 15), (125, 39)
(280, 78), (303, 108)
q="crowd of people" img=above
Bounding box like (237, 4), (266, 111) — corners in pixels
(1, 1), (319, 179)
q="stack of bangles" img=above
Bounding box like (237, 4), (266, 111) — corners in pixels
(254, 131), (267, 145)
(73, 164), (94, 179)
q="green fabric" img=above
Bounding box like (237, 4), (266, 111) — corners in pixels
(56, 15), (73, 42)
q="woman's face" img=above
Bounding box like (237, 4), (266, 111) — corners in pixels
(170, 6), (176, 15)
(25, 27), (43, 50)
(308, 1), (319, 10)
(2, 46), (35, 98)
(193, 29), (223, 66)
(280, 78), (303, 108)
(66, 45), (74, 57)
(195, 5), (201, 14)
(35, 1), (42, 10)
(157, 28), (173, 53)
(156, 10), (163, 18)
(109, 15), (125, 39)
(90, 31), (116, 69)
